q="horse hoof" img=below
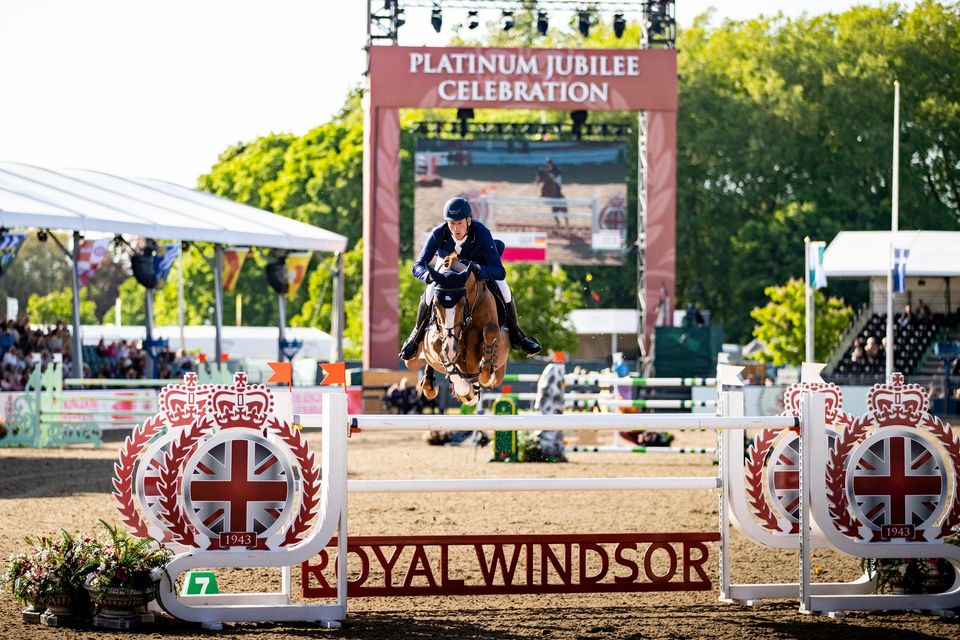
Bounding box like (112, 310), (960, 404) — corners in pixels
(462, 394), (479, 407)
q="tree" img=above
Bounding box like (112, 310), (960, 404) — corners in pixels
(0, 233), (72, 318)
(26, 287), (98, 325)
(750, 278), (853, 366)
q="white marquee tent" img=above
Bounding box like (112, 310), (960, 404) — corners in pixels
(0, 162), (349, 377)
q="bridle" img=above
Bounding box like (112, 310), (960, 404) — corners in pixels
(433, 275), (486, 376)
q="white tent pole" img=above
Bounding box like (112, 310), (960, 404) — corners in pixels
(213, 244), (224, 364)
(177, 244), (185, 352)
(886, 80), (900, 381)
(333, 251), (345, 362)
(70, 231), (84, 380)
(278, 292), (287, 363)
(144, 288), (155, 377)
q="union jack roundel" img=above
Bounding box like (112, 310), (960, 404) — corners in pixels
(844, 428), (949, 534)
(764, 431), (838, 529)
(182, 431), (295, 543)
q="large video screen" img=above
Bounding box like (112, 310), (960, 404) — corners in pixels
(413, 139), (628, 266)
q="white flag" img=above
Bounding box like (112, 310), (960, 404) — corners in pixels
(807, 241), (827, 289)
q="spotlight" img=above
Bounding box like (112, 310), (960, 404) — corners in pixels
(578, 11), (590, 37)
(430, 6), (442, 33)
(502, 10), (514, 31)
(536, 10), (548, 36)
(37, 229), (48, 243)
(467, 10), (479, 29)
(395, 7), (406, 28)
(265, 259), (289, 295)
(570, 110), (588, 139)
(613, 13), (625, 38)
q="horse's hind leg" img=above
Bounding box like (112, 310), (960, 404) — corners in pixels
(478, 323), (501, 388)
(418, 366), (438, 400)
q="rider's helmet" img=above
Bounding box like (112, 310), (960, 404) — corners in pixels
(443, 197), (472, 221)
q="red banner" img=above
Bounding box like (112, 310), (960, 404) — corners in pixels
(302, 532), (719, 598)
(369, 46), (677, 111)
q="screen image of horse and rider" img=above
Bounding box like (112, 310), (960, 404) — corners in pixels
(413, 138), (628, 266)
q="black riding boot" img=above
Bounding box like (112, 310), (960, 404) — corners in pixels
(504, 298), (542, 356)
(399, 297), (430, 360)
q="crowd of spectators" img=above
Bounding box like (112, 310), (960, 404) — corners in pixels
(0, 316), (198, 390)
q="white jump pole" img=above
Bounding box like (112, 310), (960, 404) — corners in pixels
(341, 414), (797, 432)
(348, 476), (721, 493)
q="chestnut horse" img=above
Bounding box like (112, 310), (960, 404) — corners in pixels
(403, 258), (509, 406)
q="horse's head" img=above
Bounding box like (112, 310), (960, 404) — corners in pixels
(427, 263), (477, 366)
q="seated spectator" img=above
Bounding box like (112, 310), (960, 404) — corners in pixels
(850, 338), (865, 363)
(864, 337), (880, 361)
(0, 328), (14, 356)
(916, 299), (931, 321)
(46, 331), (63, 353)
(96, 338), (109, 357)
(898, 304), (914, 328)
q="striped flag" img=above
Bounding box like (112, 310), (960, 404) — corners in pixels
(807, 240), (827, 289)
(153, 244), (180, 287)
(0, 233), (27, 273)
(892, 248), (909, 294)
(77, 238), (112, 285)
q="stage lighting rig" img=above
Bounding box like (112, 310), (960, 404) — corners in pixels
(643, 0), (675, 47)
(570, 110), (588, 139)
(502, 10), (515, 31)
(430, 5), (442, 32)
(467, 10), (479, 29)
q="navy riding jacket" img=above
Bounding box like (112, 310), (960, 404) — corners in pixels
(413, 220), (506, 284)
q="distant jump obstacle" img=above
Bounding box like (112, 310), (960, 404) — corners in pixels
(0, 362), (232, 448)
(106, 365), (960, 628)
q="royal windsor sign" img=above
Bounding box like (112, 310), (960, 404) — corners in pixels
(369, 46), (677, 112)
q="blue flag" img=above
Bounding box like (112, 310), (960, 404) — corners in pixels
(0, 233), (27, 273)
(892, 247), (909, 294)
(153, 244), (180, 286)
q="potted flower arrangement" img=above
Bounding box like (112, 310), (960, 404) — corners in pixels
(863, 532), (959, 595)
(1, 530), (98, 623)
(82, 520), (172, 623)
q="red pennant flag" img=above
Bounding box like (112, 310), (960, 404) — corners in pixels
(267, 362), (292, 385)
(319, 362), (347, 391)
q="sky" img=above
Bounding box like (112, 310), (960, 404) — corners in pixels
(0, 1), (914, 187)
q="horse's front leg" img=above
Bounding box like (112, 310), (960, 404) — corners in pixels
(418, 366), (438, 400)
(478, 322), (501, 388)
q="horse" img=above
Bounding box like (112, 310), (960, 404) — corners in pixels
(535, 167), (568, 225)
(403, 257), (510, 406)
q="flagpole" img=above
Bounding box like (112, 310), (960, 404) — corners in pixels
(177, 245), (185, 353)
(885, 80), (900, 381)
(804, 236), (814, 363)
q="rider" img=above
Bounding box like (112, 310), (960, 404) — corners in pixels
(399, 196), (542, 360)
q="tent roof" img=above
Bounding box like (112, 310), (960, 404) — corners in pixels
(823, 231), (960, 278)
(0, 162), (348, 252)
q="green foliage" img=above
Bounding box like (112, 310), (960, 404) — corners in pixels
(0, 234), (72, 318)
(26, 287), (98, 325)
(83, 520), (171, 603)
(750, 278), (853, 366)
(1, 530), (97, 605)
(677, 3), (960, 339)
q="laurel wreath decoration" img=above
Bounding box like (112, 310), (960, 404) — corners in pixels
(825, 412), (873, 539)
(157, 414), (211, 548)
(920, 413), (960, 539)
(744, 428), (788, 533)
(113, 414), (166, 538)
(273, 417), (322, 546)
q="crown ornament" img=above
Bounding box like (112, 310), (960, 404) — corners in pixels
(159, 372), (212, 427)
(866, 372), (927, 427)
(782, 381), (843, 424)
(210, 372), (274, 430)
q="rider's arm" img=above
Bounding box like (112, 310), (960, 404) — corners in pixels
(412, 228), (440, 283)
(473, 228), (506, 281)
